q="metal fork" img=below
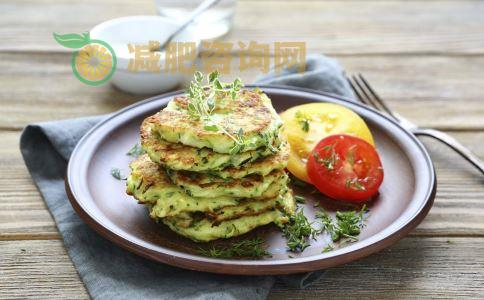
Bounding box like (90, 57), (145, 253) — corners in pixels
(347, 74), (484, 175)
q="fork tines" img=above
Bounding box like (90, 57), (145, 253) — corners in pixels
(346, 74), (398, 120)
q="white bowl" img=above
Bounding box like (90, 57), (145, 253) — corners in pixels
(90, 16), (200, 95)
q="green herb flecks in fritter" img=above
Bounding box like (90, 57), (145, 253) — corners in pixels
(141, 115), (287, 176)
(127, 155), (286, 218)
(152, 87), (283, 154)
(166, 168), (289, 198)
(160, 190), (295, 242)
(124, 72), (295, 244)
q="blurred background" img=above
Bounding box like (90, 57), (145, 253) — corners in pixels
(1, 0), (483, 130)
(2, 0), (484, 130)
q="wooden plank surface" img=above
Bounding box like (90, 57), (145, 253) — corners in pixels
(1, 237), (483, 299)
(0, 240), (89, 299)
(2, 129), (483, 240)
(270, 237), (484, 299)
(2, 1), (484, 54)
(2, 52), (484, 130)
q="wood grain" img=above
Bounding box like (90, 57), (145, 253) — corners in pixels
(2, 1), (484, 54)
(270, 237), (484, 299)
(2, 129), (483, 240)
(1, 237), (483, 299)
(0, 131), (59, 240)
(0, 240), (88, 299)
(2, 52), (484, 130)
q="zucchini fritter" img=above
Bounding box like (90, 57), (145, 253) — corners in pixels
(151, 90), (283, 154)
(127, 155), (284, 218)
(125, 77), (295, 243)
(141, 115), (287, 175)
(166, 169), (289, 198)
(161, 190), (296, 242)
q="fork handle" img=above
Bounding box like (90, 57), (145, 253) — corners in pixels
(412, 128), (484, 175)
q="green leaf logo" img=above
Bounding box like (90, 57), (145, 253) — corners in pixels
(53, 32), (90, 49)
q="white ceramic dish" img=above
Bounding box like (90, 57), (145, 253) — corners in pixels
(90, 16), (201, 95)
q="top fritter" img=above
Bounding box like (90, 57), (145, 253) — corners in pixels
(151, 73), (283, 154)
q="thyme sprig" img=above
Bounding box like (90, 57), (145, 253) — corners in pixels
(186, 71), (246, 154)
(197, 238), (271, 259)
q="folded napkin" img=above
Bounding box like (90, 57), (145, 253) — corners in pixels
(20, 54), (353, 300)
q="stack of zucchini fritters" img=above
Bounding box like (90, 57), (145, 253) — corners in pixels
(126, 78), (295, 242)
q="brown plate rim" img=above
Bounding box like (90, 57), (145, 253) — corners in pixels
(65, 85), (436, 275)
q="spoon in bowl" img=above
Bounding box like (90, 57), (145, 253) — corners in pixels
(150, 0), (223, 52)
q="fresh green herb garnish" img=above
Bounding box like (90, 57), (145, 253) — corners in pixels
(229, 128), (248, 155)
(334, 206), (367, 241)
(111, 168), (127, 180)
(294, 195), (306, 204)
(186, 71), (247, 154)
(345, 178), (366, 191)
(313, 144), (338, 170)
(197, 238), (271, 259)
(283, 209), (320, 252)
(294, 111), (311, 132)
(262, 132), (278, 154)
(316, 209), (339, 241)
(126, 143), (145, 157)
(316, 205), (369, 243)
(322, 244), (334, 253)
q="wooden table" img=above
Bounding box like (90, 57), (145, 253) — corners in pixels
(1, 0), (484, 298)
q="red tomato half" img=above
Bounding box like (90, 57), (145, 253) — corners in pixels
(306, 134), (384, 202)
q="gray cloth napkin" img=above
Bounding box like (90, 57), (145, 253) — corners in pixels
(20, 54), (352, 300)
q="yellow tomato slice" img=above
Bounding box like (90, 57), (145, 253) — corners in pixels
(280, 103), (374, 183)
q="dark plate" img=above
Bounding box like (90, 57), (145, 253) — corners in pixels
(66, 85), (436, 275)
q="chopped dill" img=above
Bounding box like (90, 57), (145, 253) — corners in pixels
(316, 209), (339, 241)
(283, 209), (320, 252)
(313, 144), (338, 170)
(110, 168), (127, 180)
(316, 205), (369, 244)
(294, 195), (306, 204)
(294, 110), (312, 132)
(126, 143), (145, 157)
(322, 244), (334, 253)
(345, 178), (366, 191)
(280, 204), (369, 254)
(197, 238), (271, 259)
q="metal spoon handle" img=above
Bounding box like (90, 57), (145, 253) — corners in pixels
(154, 0), (223, 51)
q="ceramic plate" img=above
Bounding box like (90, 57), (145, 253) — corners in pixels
(66, 86), (436, 275)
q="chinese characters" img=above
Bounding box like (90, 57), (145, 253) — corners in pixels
(127, 41), (306, 74)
